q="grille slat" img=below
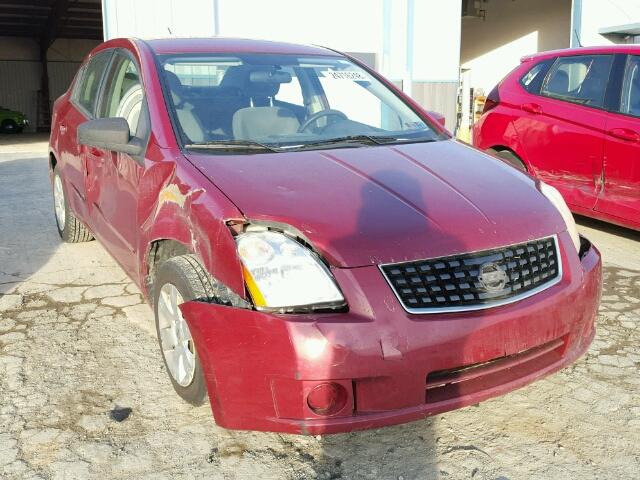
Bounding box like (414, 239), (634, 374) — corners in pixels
(381, 236), (561, 313)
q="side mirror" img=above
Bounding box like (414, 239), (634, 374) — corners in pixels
(78, 117), (143, 156)
(427, 111), (447, 127)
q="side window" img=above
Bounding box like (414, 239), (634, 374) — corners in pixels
(76, 52), (111, 115)
(519, 59), (552, 93)
(99, 52), (144, 136)
(619, 55), (640, 117)
(540, 55), (613, 108)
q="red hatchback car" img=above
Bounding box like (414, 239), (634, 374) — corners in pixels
(49, 38), (602, 434)
(474, 45), (640, 230)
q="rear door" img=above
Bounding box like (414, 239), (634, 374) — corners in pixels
(85, 49), (147, 278)
(513, 54), (614, 210)
(62, 50), (112, 215)
(598, 54), (640, 226)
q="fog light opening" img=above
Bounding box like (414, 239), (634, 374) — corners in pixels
(306, 382), (348, 416)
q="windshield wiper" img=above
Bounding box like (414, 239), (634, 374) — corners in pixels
(286, 134), (438, 151)
(286, 135), (397, 151)
(185, 140), (281, 153)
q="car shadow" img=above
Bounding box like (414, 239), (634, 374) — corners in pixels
(309, 167), (473, 479)
(575, 214), (640, 242)
(0, 154), (60, 295)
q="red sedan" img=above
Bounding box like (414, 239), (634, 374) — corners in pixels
(474, 45), (640, 230)
(49, 38), (601, 434)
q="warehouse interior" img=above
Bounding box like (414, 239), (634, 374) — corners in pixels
(0, 0), (102, 132)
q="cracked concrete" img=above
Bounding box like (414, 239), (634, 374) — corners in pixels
(1, 145), (638, 479)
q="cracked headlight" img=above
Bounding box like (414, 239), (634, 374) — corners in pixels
(539, 182), (580, 254)
(236, 231), (345, 310)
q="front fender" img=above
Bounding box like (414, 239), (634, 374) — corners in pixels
(137, 150), (246, 299)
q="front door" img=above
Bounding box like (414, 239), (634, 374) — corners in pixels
(598, 54), (640, 227)
(85, 50), (146, 278)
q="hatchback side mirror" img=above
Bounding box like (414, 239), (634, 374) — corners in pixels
(78, 117), (143, 156)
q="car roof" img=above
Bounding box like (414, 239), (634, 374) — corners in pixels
(139, 37), (339, 57)
(522, 44), (640, 63)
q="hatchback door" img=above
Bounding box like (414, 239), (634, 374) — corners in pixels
(513, 54), (614, 210)
(598, 54), (640, 227)
(85, 50), (147, 277)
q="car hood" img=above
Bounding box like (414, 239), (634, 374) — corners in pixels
(186, 140), (565, 268)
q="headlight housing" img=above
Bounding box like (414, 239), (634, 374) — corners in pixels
(236, 230), (345, 311)
(539, 182), (580, 253)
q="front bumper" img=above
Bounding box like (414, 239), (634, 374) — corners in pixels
(180, 232), (602, 434)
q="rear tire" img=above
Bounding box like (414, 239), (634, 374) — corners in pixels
(153, 254), (215, 406)
(52, 167), (94, 243)
(488, 148), (527, 172)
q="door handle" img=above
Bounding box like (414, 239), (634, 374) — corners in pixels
(521, 103), (543, 114)
(59, 123), (67, 135)
(608, 128), (640, 143)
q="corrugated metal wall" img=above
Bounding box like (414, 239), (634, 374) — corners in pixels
(0, 61), (39, 132)
(0, 60), (79, 132)
(412, 82), (459, 131)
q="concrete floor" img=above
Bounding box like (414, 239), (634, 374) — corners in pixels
(0, 138), (638, 479)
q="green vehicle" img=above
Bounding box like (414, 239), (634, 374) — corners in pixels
(0, 106), (29, 133)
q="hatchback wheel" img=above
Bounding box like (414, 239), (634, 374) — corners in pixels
(153, 254), (214, 406)
(52, 167), (93, 242)
(488, 148), (527, 172)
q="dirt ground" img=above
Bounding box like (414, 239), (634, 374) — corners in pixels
(0, 138), (638, 479)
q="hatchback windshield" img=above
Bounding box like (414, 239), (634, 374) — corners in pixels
(159, 54), (444, 152)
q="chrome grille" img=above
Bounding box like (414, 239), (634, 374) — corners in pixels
(380, 236), (561, 313)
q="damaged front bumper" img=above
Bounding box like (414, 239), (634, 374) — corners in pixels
(180, 232), (602, 434)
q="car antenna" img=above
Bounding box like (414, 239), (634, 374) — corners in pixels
(574, 28), (583, 47)
(167, 26), (173, 36)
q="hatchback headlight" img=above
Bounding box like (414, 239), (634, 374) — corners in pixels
(539, 182), (580, 253)
(236, 231), (345, 310)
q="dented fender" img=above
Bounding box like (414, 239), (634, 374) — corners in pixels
(135, 144), (247, 299)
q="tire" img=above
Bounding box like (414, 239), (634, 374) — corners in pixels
(153, 254), (216, 406)
(1, 119), (18, 134)
(488, 148), (527, 172)
(52, 167), (94, 243)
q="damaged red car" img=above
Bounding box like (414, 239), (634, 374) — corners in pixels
(49, 38), (602, 434)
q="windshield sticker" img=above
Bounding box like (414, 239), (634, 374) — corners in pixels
(322, 70), (370, 81)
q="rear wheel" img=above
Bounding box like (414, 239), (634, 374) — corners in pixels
(488, 148), (527, 172)
(52, 167), (93, 242)
(1, 119), (18, 134)
(153, 254), (214, 406)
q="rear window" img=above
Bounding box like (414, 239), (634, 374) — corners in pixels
(540, 54), (613, 108)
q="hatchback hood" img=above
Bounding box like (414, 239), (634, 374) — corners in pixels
(187, 140), (565, 268)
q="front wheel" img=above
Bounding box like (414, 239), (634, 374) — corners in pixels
(153, 254), (215, 406)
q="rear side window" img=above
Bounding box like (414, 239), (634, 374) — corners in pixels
(519, 60), (552, 93)
(619, 55), (640, 117)
(540, 55), (613, 108)
(76, 52), (112, 115)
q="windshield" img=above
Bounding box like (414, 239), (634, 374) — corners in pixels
(159, 53), (445, 152)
